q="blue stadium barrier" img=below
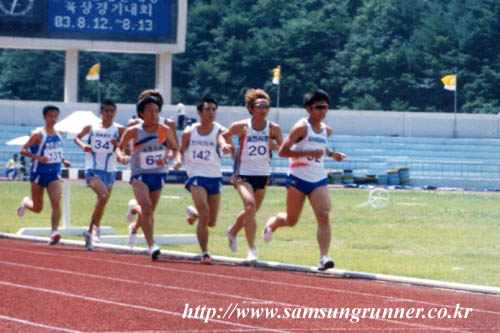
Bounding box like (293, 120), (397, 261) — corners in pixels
(2, 126), (499, 186)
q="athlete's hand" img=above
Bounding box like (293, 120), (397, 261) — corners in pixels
(332, 152), (346, 162)
(309, 149), (324, 159)
(173, 160), (182, 170)
(270, 141), (280, 151)
(63, 160), (72, 168)
(117, 155), (129, 165)
(110, 138), (119, 147)
(221, 143), (233, 154)
(83, 144), (92, 153)
(39, 156), (49, 164)
(167, 150), (176, 161)
(155, 158), (167, 166)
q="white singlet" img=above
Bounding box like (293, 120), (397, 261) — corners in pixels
(184, 122), (222, 178)
(85, 123), (119, 172)
(234, 119), (271, 176)
(288, 118), (328, 182)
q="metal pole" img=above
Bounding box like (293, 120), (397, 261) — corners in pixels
(453, 74), (458, 138)
(63, 181), (70, 229)
(64, 49), (78, 103)
(276, 82), (280, 124)
(98, 78), (101, 104)
(156, 52), (173, 105)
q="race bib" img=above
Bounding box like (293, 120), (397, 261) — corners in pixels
(247, 144), (268, 159)
(139, 151), (165, 169)
(44, 147), (63, 164)
(91, 136), (114, 153)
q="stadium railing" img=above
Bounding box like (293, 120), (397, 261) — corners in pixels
(2, 131), (499, 183)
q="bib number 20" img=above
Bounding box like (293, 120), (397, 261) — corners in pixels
(248, 145), (267, 156)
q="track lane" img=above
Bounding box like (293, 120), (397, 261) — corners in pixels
(0, 238), (498, 332)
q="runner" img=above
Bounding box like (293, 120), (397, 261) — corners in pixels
(173, 97), (231, 263)
(124, 89), (178, 239)
(74, 100), (124, 250)
(223, 89), (283, 262)
(262, 89), (346, 270)
(17, 105), (72, 245)
(116, 90), (178, 260)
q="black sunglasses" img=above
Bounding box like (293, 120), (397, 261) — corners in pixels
(254, 104), (270, 110)
(311, 104), (328, 110)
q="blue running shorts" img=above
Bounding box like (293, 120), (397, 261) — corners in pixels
(286, 174), (328, 196)
(130, 173), (168, 192)
(185, 176), (223, 195)
(30, 171), (61, 187)
(86, 169), (116, 188)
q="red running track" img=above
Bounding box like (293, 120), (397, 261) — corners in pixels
(0, 238), (499, 332)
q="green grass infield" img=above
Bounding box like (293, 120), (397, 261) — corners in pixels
(1, 181), (499, 287)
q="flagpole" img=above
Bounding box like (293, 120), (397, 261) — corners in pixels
(97, 77), (101, 105)
(453, 73), (458, 138)
(272, 65), (281, 124)
(97, 62), (101, 104)
(276, 81), (280, 124)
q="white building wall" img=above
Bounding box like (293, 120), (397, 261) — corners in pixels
(1, 99), (499, 139)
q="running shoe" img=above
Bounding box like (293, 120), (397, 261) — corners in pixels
(225, 226), (238, 252)
(17, 196), (28, 217)
(83, 230), (93, 251)
(246, 247), (258, 263)
(317, 255), (335, 271)
(126, 199), (138, 222)
(49, 232), (61, 246)
(92, 226), (102, 243)
(150, 243), (161, 261)
(186, 205), (198, 225)
(200, 252), (212, 264)
(262, 216), (276, 243)
(128, 223), (137, 248)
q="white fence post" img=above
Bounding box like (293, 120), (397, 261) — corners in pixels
(63, 181), (70, 229)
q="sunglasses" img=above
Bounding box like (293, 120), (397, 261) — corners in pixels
(254, 104), (270, 110)
(311, 104), (328, 110)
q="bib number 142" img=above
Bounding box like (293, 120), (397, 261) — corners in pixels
(192, 150), (211, 161)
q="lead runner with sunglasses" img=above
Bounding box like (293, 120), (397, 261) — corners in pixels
(262, 89), (346, 270)
(223, 89), (283, 263)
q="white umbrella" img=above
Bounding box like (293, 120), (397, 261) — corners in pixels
(55, 111), (101, 138)
(5, 111), (100, 145)
(6, 135), (30, 146)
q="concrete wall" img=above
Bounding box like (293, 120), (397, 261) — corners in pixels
(1, 99), (499, 138)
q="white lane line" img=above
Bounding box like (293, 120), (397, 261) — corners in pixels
(0, 260), (466, 332)
(91, 329), (468, 333)
(2, 233), (499, 297)
(0, 280), (288, 333)
(0, 314), (82, 333)
(0, 260), (286, 306)
(1, 245), (496, 317)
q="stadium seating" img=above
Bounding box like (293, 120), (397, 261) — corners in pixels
(323, 135), (500, 187)
(1, 124), (499, 187)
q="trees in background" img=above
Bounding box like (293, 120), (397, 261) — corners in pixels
(0, 0), (499, 113)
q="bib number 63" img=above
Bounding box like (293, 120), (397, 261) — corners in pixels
(140, 151), (165, 169)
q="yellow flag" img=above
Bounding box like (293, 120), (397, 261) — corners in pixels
(272, 66), (280, 85)
(86, 63), (100, 81)
(441, 74), (456, 91)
